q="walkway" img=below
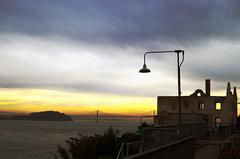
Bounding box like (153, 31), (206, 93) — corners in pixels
(194, 133), (238, 159)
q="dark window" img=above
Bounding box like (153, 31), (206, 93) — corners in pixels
(215, 117), (221, 126)
(198, 101), (205, 110)
(199, 103), (205, 110)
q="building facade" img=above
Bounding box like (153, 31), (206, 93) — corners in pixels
(155, 79), (238, 129)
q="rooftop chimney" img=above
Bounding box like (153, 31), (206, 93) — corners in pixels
(233, 86), (237, 98)
(227, 82), (232, 96)
(205, 79), (211, 96)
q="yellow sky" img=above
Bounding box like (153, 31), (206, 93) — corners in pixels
(0, 88), (156, 115)
(0, 88), (239, 115)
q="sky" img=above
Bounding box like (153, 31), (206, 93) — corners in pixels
(0, 0), (240, 114)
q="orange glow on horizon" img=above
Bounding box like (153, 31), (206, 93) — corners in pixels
(0, 88), (239, 116)
(0, 88), (156, 115)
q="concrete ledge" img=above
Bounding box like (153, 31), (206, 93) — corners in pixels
(126, 136), (194, 159)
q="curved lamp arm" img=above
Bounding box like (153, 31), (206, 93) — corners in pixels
(143, 50), (184, 68)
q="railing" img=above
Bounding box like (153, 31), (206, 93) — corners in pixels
(116, 141), (144, 159)
(126, 141), (144, 157)
(116, 142), (125, 159)
(117, 122), (211, 159)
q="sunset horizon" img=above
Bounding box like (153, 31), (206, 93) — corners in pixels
(0, 86), (239, 115)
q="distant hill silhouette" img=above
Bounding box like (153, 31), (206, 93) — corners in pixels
(0, 111), (19, 115)
(0, 111), (73, 121)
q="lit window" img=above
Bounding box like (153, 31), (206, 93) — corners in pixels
(215, 103), (221, 110)
(199, 103), (205, 110)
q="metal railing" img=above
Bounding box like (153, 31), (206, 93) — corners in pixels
(116, 140), (144, 159)
(116, 142), (125, 159)
(126, 141), (144, 157)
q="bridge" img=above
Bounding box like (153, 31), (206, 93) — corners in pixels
(74, 110), (156, 123)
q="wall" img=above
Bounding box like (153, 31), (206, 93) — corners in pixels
(125, 136), (194, 159)
(142, 122), (208, 150)
(157, 95), (237, 127)
(154, 112), (208, 125)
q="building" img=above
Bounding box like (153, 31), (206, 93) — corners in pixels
(155, 79), (238, 130)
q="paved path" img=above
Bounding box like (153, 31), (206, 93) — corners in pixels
(194, 133), (239, 159)
(194, 138), (226, 159)
(194, 145), (220, 159)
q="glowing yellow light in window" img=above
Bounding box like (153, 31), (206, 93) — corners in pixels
(216, 103), (221, 110)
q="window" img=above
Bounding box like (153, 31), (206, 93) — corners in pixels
(215, 117), (221, 123)
(215, 102), (221, 110)
(199, 103), (205, 110)
(215, 117), (221, 127)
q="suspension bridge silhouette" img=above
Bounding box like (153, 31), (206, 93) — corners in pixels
(73, 110), (156, 123)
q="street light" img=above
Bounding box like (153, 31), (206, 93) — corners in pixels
(139, 50), (185, 128)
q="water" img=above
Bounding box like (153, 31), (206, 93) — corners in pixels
(0, 119), (141, 159)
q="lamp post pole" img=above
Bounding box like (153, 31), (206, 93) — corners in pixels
(139, 50), (184, 130)
(176, 51), (182, 126)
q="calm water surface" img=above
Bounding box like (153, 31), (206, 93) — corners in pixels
(0, 119), (141, 159)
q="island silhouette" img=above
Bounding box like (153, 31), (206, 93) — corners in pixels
(0, 111), (73, 121)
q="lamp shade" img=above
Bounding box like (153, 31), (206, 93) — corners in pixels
(139, 64), (151, 73)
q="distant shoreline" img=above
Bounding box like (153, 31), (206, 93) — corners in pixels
(0, 111), (73, 121)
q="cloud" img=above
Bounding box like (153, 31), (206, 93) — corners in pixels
(0, 33), (181, 96)
(0, 0), (240, 97)
(1, 0), (240, 45)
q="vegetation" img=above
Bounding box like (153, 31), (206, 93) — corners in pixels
(54, 127), (140, 159)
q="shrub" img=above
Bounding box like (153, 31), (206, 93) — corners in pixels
(54, 127), (139, 159)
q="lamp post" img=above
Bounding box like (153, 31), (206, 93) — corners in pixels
(139, 50), (185, 129)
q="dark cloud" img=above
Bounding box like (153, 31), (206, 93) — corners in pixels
(0, 0), (240, 96)
(1, 0), (240, 45)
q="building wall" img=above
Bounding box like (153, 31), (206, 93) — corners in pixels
(142, 123), (208, 150)
(156, 80), (237, 127)
(154, 112), (208, 125)
(126, 136), (194, 159)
